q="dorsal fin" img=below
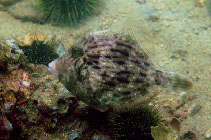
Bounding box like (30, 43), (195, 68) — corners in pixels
(120, 16), (161, 69)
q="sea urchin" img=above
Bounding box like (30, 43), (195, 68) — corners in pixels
(19, 39), (59, 66)
(108, 105), (161, 140)
(38, 0), (103, 25)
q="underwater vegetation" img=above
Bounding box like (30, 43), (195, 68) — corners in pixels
(19, 38), (59, 66)
(38, 0), (103, 25)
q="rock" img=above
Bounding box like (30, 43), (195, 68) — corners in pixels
(151, 123), (179, 140)
(205, 128), (211, 138)
(6, 39), (24, 58)
(208, 0), (211, 14)
(182, 131), (197, 140)
(189, 104), (202, 116)
(1, 39), (24, 62)
(7, 69), (31, 95)
(179, 91), (187, 98)
(0, 61), (8, 72)
(136, 0), (146, 4)
(0, 43), (8, 72)
(154, 3), (165, 10)
(173, 111), (187, 119)
(147, 14), (160, 22)
(6, 39), (18, 48)
(68, 120), (88, 140)
(56, 97), (77, 114)
(7, 0), (44, 23)
(0, 4), (6, 11)
(69, 131), (80, 140)
(91, 132), (111, 140)
(169, 117), (181, 132)
(195, 0), (205, 7)
(0, 0), (19, 6)
(55, 43), (67, 57)
(1, 116), (13, 131)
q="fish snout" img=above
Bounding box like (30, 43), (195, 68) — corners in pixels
(48, 60), (58, 76)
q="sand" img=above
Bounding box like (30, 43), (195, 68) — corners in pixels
(0, 0), (210, 139)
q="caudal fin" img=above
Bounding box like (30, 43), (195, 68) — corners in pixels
(158, 71), (193, 90)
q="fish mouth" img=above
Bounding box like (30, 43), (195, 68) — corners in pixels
(48, 60), (58, 76)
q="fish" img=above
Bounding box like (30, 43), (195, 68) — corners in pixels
(48, 33), (192, 112)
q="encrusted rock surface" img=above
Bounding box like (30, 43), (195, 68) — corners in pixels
(7, 0), (43, 23)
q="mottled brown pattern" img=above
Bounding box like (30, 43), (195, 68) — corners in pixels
(49, 34), (192, 112)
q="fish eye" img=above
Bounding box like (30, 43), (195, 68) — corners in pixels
(71, 46), (84, 58)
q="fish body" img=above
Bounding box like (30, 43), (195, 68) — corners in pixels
(48, 34), (192, 112)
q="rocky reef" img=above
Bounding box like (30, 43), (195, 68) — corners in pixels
(0, 37), (192, 140)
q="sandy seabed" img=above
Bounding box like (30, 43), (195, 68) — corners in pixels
(0, 0), (210, 139)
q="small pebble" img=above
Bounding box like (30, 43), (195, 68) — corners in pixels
(205, 128), (211, 138)
(91, 132), (111, 140)
(0, 4), (6, 11)
(179, 91), (187, 98)
(69, 130), (80, 140)
(2, 117), (13, 131)
(195, 0), (205, 7)
(154, 3), (165, 10)
(195, 76), (200, 81)
(167, 109), (174, 115)
(169, 117), (181, 132)
(173, 111), (187, 119)
(170, 55), (176, 59)
(136, 0), (146, 4)
(6, 39), (18, 48)
(170, 8), (177, 13)
(189, 104), (201, 116)
(147, 15), (160, 22)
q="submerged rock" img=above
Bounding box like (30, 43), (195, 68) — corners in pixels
(7, 0), (43, 23)
(151, 123), (179, 140)
(0, 4), (6, 11)
(204, 128), (211, 139)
